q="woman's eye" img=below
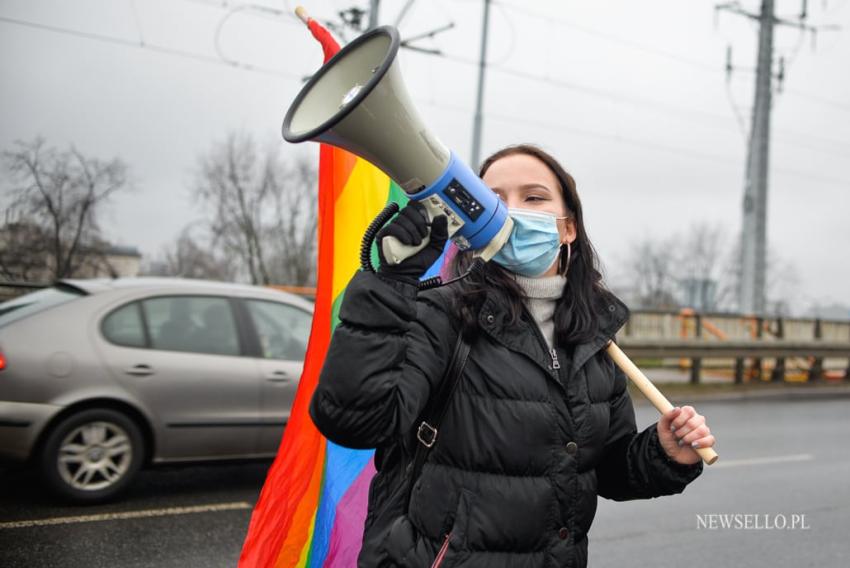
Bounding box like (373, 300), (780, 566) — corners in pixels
(525, 195), (546, 202)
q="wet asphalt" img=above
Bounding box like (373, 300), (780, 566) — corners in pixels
(1, 396), (848, 568)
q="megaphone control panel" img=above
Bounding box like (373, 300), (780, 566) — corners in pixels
(445, 181), (484, 222)
(407, 151), (509, 252)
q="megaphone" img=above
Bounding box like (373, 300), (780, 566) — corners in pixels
(282, 25), (512, 265)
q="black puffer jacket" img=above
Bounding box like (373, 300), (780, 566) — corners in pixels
(310, 270), (703, 567)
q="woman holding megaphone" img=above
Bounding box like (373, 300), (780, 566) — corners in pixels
(310, 144), (715, 568)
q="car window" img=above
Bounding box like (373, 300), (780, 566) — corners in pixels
(0, 285), (86, 328)
(102, 302), (146, 348)
(245, 300), (311, 361)
(142, 296), (240, 356)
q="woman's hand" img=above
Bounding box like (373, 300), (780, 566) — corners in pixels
(657, 406), (715, 465)
(377, 202), (448, 284)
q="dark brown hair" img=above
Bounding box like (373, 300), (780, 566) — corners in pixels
(451, 144), (615, 346)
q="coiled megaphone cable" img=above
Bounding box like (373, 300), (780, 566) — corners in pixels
(360, 204), (486, 291)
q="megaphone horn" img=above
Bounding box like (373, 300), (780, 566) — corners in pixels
(283, 25), (512, 265)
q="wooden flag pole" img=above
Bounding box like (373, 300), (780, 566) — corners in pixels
(606, 342), (719, 465)
(295, 5), (310, 24)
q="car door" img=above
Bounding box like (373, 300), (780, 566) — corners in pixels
(96, 294), (262, 460)
(241, 298), (312, 452)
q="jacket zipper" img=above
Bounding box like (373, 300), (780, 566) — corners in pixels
(519, 304), (564, 380)
(518, 303), (577, 436)
(431, 533), (452, 568)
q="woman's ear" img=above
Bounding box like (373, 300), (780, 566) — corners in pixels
(561, 218), (577, 245)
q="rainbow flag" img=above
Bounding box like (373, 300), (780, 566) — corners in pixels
(239, 20), (447, 567)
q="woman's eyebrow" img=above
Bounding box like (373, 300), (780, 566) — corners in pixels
(520, 183), (553, 193)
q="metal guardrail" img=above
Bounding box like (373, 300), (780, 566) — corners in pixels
(618, 339), (850, 359)
(623, 310), (850, 342)
(619, 309), (850, 384)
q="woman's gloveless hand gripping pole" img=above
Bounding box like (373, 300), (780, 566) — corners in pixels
(606, 341), (719, 465)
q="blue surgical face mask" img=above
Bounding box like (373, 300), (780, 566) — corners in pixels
(492, 208), (569, 277)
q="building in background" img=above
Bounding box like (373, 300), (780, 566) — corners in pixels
(0, 222), (141, 300)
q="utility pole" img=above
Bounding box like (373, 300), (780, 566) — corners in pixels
(368, 0), (380, 29)
(742, 0), (774, 316)
(470, 0), (492, 168)
(716, 0), (835, 314)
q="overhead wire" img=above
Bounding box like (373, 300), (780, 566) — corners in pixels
(128, 0), (145, 45)
(486, 0), (517, 66)
(725, 79), (751, 142)
(784, 88), (850, 112)
(495, 0), (724, 73)
(182, 0), (850, 140)
(2, 6), (848, 176)
(212, 3), (299, 72)
(432, 50), (745, 127)
(418, 98), (850, 185)
(495, 1), (850, 114)
(0, 14), (302, 79)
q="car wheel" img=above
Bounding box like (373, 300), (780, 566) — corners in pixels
(39, 408), (144, 503)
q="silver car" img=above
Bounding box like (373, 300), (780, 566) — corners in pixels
(0, 278), (313, 502)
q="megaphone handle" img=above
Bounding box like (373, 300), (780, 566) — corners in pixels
(380, 201), (437, 266)
(381, 234), (431, 266)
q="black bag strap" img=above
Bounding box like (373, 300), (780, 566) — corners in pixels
(405, 332), (471, 506)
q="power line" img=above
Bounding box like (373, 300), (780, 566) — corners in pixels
(185, 0), (849, 118)
(784, 87), (850, 111)
(129, 0), (145, 45)
(777, 127), (850, 148)
(19, 1), (845, 156)
(419, 35), (850, 155)
(497, 0), (724, 73)
(434, 51), (737, 125)
(420, 98), (850, 187)
(498, 0), (848, 114)
(3, 10), (847, 165)
(0, 14), (301, 79)
(182, 0), (850, 125)
(439, 49), (850, 156)
(180, 0), (300, 25)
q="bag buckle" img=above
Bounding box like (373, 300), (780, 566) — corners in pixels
(417, 421), (438, 448)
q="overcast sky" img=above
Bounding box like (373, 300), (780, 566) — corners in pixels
(1, 0), (848, 313)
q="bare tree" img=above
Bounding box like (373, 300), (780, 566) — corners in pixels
(194, 132), (317, 286)
(677, 222), (726, 311)
(142, 227), (237, 281)
(713, 235), (800, 315)
(266, 155), (318, 286)
(716, 237), (743, 312)
(1, 138), (129, 280)
(764, 249), (801, 316)
(626, 235), (680, 309)
(0, 221), (50, 281)
(678, 223), (725, 283)
(619, 221), (800, 315)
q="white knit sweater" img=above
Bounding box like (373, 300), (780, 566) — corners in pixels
(513, 273), (567, 349)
